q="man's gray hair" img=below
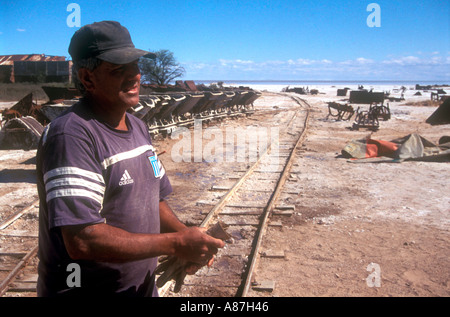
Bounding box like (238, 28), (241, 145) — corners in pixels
(72, 57), (103, 95)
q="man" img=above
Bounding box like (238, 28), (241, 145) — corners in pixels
(36, 21), (224, 296)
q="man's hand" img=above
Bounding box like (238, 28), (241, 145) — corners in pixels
(155, 222), (230, 292)
(184, 257), (214, 275)
(173, 227), (225, 266)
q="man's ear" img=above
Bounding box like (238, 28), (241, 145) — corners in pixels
(78, 68), (95, 92)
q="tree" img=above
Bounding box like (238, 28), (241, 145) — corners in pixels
(139, 49), (185, 85)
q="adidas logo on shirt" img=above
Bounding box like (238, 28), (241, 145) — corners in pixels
(119, 170), (134, 186)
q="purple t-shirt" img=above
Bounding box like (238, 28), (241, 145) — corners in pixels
(36, 99), (172, 296)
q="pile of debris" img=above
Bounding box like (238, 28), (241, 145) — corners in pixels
(339, 98), (450, 162)
(326, 102), (355, 121)
(414, 84), (449, 101)
(0, 92), (57, 150)
(326, 89), (391, 130)
(352, 102), (391, 131)
(282, 86), (319, 95)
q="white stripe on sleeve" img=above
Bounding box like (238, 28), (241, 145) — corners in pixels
(46, 188), (104, 205)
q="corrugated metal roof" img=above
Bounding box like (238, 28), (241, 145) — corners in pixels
(0, 54), (66, 65)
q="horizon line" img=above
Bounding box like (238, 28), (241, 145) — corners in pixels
(182, 79), (450, 84)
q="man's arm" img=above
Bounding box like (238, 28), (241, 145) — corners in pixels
(61, 221), (224, 264)
(158, 199), (217, 274)
(159, 199), (187, 233)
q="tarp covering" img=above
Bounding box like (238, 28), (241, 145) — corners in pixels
(341, 138), (398, 159)
(426, 99), (450, 126)
(342, 133), (450, 162)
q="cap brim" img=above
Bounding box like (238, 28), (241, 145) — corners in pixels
(97, 47), (156, 64)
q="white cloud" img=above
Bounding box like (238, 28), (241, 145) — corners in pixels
(235, 59), (254, 64)
(381, 54), (450, 66)
(218, 59), (254, 66)
(218, 59), (228, 66)
(430, 56), (443, 64)
(355, 57), (374, 64)
(263, 60), (291, 66)
(182, 54), (449, 81)
(382, 55), (421, 65)
(188, 62), (208, 70)
(16, 28), (26, 32)
(295, 58), (314, 65)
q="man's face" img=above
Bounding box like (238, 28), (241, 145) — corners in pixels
(85, 60), (141, 111)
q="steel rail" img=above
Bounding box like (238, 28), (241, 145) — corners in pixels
(0, 199), (39, 230)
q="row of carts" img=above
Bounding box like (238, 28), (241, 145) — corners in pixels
(128, 89), (261, 135)
(0, 88), (261, 149)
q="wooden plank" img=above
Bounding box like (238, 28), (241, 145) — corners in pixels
(0, 229), (38, 238)
(0, 249), (28, 256)
(272, 210), (294, 216)
(0, 264), (16, 271)
(19, 273), (38, 282)
(196, 200), (216, 206)
(252, 280), (275, 292)
(269, 221), (283, 228)
(275, 205), (296, 211)
(7, 282), (37, 292)
(210, 186), (232, 191)
(268, 153), (290, 157)
(226, 203), (267, 209)
(261, 250), (285, 258)
(225, 221), (260, 226)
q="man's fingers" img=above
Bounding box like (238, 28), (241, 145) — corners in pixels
(207, 256), (214, 267)
(205, 234), (226, 249)
(175, 226), (225, 264)
(184, 255), (216, 275)
(185, 263), (201, 275)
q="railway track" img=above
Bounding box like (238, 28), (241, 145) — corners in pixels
(160, 94), (311, 297)
(0, 92), (310, 297)
(0, 199), (39, 297)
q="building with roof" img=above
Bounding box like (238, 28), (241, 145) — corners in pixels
(0, 54), (72, 83)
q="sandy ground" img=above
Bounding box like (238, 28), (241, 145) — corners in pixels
(162, 87), (450, 297)
(245, 90), (450, 297)
(0, 85), (449, 297)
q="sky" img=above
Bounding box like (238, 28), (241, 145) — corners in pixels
(0, 0), (449, 82)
